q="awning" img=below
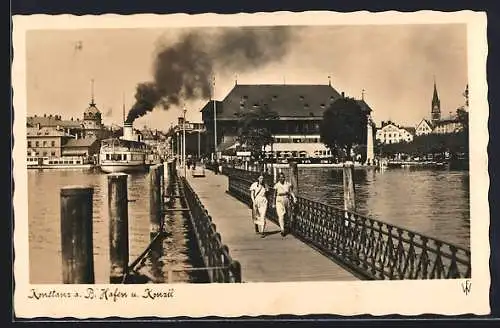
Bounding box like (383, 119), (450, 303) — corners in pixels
(218, 136), (239, 152)
(62, 150), (88, 156)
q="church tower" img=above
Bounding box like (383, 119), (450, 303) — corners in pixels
(83, 79), (103, 138)
(431, 78), (441, 123)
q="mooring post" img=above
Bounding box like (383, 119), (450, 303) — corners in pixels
(60, 186), (95, 284)
(158, 163), (164, 208)
(108, 173), (129, 284)
(149, 165), (161, 234)
(163, 161), (169, 192)
(343, 161), (356, 215)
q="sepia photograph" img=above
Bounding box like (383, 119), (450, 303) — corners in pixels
(12, 10), (490, 318)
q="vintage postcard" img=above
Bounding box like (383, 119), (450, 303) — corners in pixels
(12, 10), (490, 318)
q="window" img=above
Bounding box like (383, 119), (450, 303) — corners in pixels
(43, 151), (47, 156)
(43, 141), (47, 147)
(28, 141), (31, 147)
(35, 141), (39, 147)
(51, 151), (56, 157)
(51, 141), (55, 147)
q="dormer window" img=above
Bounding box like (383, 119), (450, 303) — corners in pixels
(272, 95), (278, 101)
(304, 104), (309, 109)
(320, 104), (326, 108)
(299, 96), (304, 101)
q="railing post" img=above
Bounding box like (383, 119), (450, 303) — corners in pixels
(108, 173), (129, 284)
(60, 186), (95, 284)
(149, 165), (161, 234)
(229, 260), (242, 283)
(343, 161), (356, 214)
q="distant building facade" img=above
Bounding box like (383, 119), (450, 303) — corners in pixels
(61, 136), (100, 157)
(376, 121), (415, 144)
(27, 126), (71, 158)
(415, 119), (434, 136)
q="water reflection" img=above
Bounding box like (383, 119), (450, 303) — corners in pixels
(299, 168), (470, 248)
(28, 169), (201, 284)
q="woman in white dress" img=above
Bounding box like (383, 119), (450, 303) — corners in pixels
(274, 172), (297, 237)
(249, 174), (268, 238)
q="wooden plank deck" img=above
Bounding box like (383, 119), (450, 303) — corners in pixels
(185, 170), (358, 283)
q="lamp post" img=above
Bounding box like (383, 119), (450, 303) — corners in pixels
(198, 128), (201, 159)
(212, 74), (217, 161)
(176, 131), (180, 164)
(182, 105), (187, 178)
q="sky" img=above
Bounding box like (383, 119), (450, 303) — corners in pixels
(25, 24), (468, 131)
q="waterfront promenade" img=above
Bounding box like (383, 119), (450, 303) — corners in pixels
(185, 170), (358, 283)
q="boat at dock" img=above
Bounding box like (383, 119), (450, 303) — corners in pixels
(386, 160), (449, 170)
(27, 156), (96, 170)
(98, 138), (148, 173)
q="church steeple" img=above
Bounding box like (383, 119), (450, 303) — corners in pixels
(431, 77), (441, 122)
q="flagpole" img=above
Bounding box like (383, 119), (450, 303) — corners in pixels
(213, 74), (217, 161)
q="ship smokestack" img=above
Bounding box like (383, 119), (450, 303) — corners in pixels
(123, 122), (134, 141)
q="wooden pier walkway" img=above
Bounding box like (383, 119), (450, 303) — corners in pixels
(185, 170), (358, 283)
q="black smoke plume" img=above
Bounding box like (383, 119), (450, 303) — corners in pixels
(125, 26), (293, 123)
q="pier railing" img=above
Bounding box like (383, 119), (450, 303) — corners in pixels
(180, 175), (242, 283)
(224, 167), (471, 280)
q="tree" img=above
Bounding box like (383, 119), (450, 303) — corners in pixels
(235, 103), (279, 164)
(320, 97), (369, 162)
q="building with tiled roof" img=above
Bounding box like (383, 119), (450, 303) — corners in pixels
(199, 83), (374, 161)
(62, 136), (100, 157)
(27, 126), (74, 158)
(376, 121), (415, 144)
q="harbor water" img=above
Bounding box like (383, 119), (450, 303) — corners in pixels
(298, 167), (470, 249)
(28, 168), (203, 284)
(28, 167), (470, 283)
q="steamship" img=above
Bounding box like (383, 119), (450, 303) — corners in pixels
(98, 122), (148, 173)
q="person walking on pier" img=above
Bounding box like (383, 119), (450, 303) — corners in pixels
(274, 172), (297, 237)
(250, 173), (269, 238)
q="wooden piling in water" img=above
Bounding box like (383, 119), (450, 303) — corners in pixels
(343, 161), (356, 213)
(108, 173), (129, 284)
(60, 186), (95, 284)
(289, 162), (299, 195)
(149, 165), (162, 233)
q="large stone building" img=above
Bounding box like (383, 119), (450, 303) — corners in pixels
(200, 83), (374, 162)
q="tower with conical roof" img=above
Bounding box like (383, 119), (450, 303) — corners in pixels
(83, 79), (103, 138)
(431, 77), (441, 123)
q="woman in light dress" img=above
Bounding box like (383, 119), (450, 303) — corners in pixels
(249, 173), (269, 238)
(273, 172), (297, 237)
